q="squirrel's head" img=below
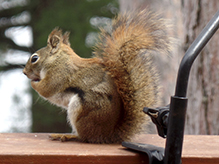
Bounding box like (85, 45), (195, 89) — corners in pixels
(23, 28), (79, 82)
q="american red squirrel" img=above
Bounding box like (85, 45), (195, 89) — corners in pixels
(23, 9), (171, 143)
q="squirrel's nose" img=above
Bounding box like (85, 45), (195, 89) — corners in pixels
(23, 69), (27, 76)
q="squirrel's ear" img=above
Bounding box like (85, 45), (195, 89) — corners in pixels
(63, 31), (71, 46)
(47, 28), (62, 54)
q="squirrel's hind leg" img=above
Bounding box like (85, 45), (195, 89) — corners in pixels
(49, 133), (78, 142)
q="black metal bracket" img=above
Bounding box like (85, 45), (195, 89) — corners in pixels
(143, 105), (169, 138)
(122, 142), (165, 164)
(122, 105), (170, 164)
(122, 9), (219, 164)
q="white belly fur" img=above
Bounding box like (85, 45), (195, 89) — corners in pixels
(67, 94), (82, 136)
(46, 93), (82, 136)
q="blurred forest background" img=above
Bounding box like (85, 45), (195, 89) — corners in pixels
(1, 0), (219, 135)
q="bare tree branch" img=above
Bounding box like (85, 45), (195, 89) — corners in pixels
(0, 23), (30, 32)
(0, 63), (25, 71)
(0, 5), (30, 18)
(0, 36), (33, 53)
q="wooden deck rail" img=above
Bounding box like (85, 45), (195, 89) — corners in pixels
(0, 133), (219, 164)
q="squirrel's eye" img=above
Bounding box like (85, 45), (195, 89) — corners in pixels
(31, 54), (39, 63)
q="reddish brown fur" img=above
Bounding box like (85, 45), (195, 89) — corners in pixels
(23, 9), (171, 143)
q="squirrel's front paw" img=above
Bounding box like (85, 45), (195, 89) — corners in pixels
(49, 133), (78, 142)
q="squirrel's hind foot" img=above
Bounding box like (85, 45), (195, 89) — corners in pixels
(49, 133), (78, 142)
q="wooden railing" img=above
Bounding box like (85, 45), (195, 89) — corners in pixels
(0, 133), (219, 164)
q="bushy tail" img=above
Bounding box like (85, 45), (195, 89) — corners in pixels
(94, 9), (171, 140)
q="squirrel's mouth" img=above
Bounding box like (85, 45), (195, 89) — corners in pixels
(32, 78), (41, 82)
(23, 70), (41, 82)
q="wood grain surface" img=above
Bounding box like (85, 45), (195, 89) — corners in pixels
(0, 133), (218, 163)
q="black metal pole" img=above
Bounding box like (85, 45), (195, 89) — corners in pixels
(164, 10), (219, 164)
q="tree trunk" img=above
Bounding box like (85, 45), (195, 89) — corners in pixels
(183, 0), (219, 135)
